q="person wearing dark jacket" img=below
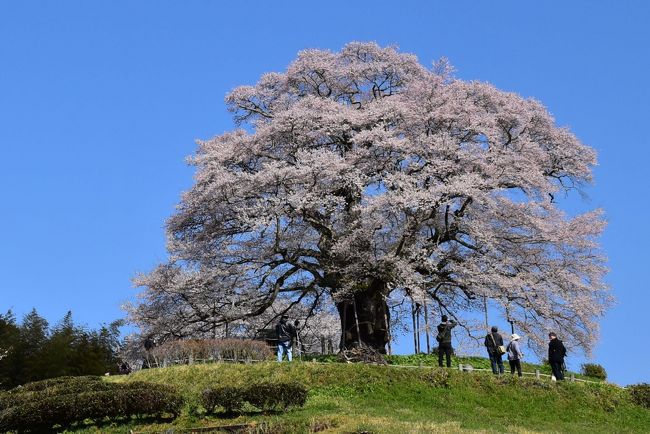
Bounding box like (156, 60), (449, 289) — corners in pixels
(275, 315), (297, 362)
(548, 332), (567, 380)
(143, 336), (155, 369)
(436, 315), (457, 367)
(484, 326), (505, 375)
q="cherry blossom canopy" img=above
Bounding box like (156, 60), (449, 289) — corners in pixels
(132, 42), (609, 354)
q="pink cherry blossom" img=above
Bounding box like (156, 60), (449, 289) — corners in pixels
(131, 42), (609, 355)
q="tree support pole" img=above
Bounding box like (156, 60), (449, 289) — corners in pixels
(411, 298), (418, 354)
(415, 303), (421, 354)
(423, 298), (431, 354)
(352, 299), (362, 347)
(383, 295), (392, 355)
(483, 296), (489, 332)
(340, 301), (347, 350)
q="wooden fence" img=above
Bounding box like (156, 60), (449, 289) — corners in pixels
(456, 363), (599, 384)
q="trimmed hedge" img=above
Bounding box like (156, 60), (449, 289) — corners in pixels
(0, 379), (179, 412)
(8, 375), (102, 393)
(0, 377), (183, 432)
(0, 376), (111, 411)
(201, 386), (245, 413)
(201, 381), (307, 414)
(629, 383), (650, 409)
(244, 381), (308, 412)
(151, 338), (273, 366)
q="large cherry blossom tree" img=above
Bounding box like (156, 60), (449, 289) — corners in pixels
(133, 42), (609, 355)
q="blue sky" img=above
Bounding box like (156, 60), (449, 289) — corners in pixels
(1, 1), (648, 385)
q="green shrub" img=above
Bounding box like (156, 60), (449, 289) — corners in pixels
(581, 363), (607, 380)
(199, 381), (308, 414)
(0, 377), (183, 432)
(244, 381), (308, 412)
(0, 377), (115, 411)
(201, 386), (245, 413)
(629, 383), (650, 408)
(0, 378), (179, 412)
(119, 385), (184, 418)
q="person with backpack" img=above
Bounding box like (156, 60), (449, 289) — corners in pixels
(484, 326), (505, 375)
(548, 332), (567, 380)
(506, 334), (524, 377)
(275, 315), (297, 362)
(436, 315), (457, 367)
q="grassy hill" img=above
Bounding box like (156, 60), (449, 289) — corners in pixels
(81, 357), (650, 434)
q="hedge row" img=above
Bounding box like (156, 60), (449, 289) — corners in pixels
(1, 380), (179, 412)
(0, 377), (183, 432)
(5, 375), (101, 393)
(0, 376), (100, 411)
(1, 376), (112, 410)
(201, 381), (307, 413)
(150, 338), (273, 365)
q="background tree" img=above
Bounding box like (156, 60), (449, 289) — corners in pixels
(19, 308), (50, 383)
(0, 311), (21, 388)
(0, 309), (123, 389)
(134, 42), (609, 355)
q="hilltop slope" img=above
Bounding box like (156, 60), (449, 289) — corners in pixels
(95, 360), (650, 434)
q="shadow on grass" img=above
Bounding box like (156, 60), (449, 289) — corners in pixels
(52, 414), (177, 433)
(206, 408), (288, 419)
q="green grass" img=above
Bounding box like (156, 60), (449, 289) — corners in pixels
(60, 359), (649, 434)
(314, 353), (597, 381)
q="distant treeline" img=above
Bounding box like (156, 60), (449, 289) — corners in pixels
(0, 309), (122, 390)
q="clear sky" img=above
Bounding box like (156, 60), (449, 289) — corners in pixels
(1, 1), (648, 385)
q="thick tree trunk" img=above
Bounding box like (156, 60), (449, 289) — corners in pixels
(336, 279), (390, 353)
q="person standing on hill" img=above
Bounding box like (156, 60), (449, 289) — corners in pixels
(275, 315), (297, 362)
(507, 334), (524, 377)
(548, 332), (567, 380)
(484, 326), (505, 375)
(143, 335), (155, 369)
(436, 315), (457, 367)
